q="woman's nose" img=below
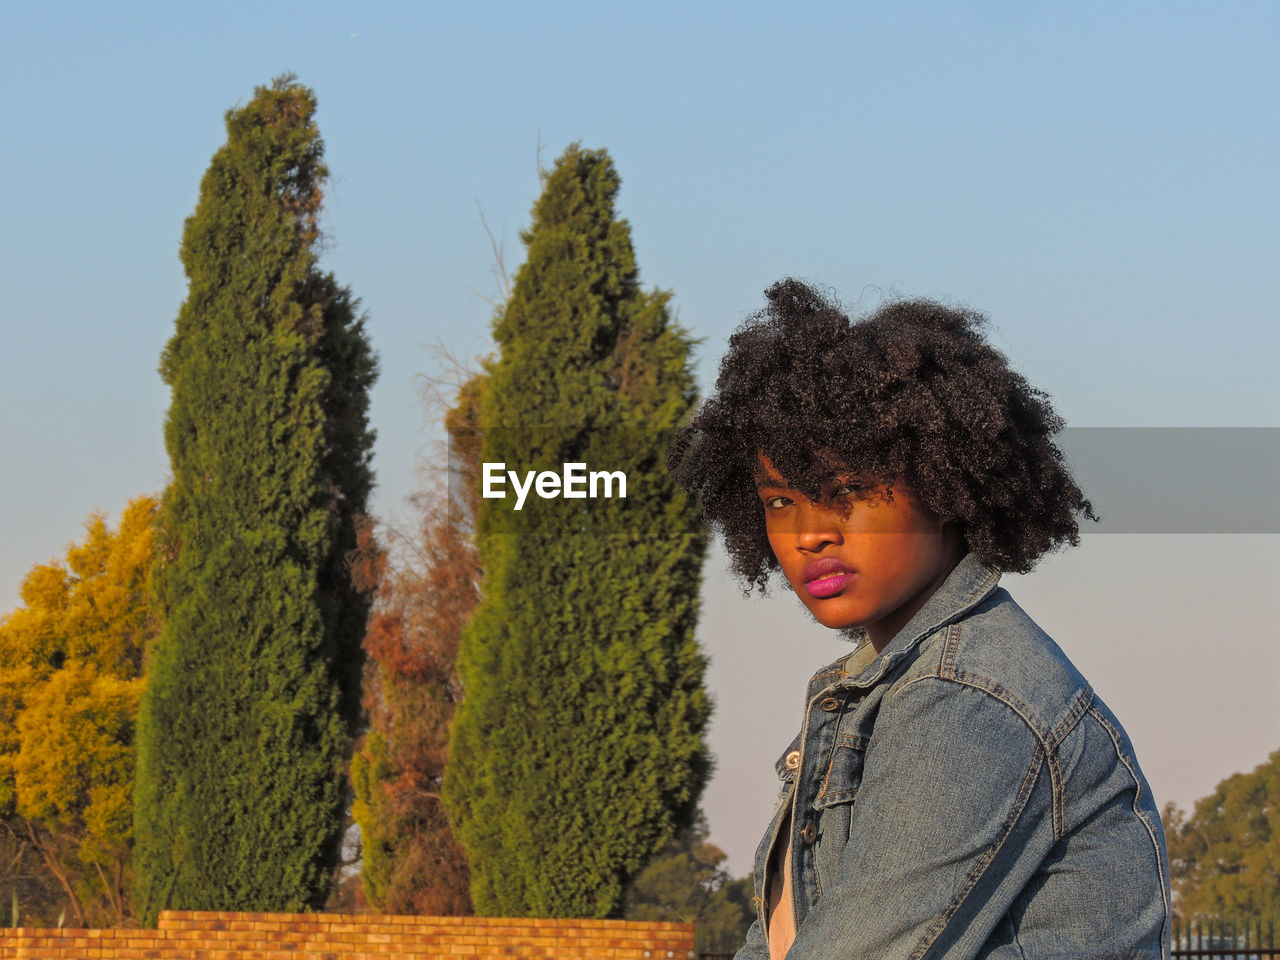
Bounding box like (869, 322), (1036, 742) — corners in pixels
(795, 501), (843, 553)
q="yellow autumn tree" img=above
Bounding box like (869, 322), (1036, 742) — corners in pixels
(0, 495), (158, 927)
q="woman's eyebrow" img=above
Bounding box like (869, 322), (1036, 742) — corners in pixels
(754, 475), (786, 490)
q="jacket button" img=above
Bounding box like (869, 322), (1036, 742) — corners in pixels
(801, 820), (818, 844)
(819, 696), (841, 712)
(784, 750), (801, 771)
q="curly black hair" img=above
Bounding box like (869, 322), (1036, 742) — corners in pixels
(669, 278), (1095, 587)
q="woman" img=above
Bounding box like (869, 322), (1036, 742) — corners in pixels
(671, 279), (1171, 959)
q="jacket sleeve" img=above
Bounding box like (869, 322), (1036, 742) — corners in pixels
(734, 917), (771, 960)
(786, 676), (1057, 960)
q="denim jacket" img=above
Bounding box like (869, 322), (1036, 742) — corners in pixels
(737, 554), (1171, 960)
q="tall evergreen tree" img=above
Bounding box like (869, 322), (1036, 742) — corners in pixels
(133, 75), (377, 923)
(442, 144), (710, 918)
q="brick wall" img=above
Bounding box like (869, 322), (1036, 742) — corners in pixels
(0, 910), (697, 959)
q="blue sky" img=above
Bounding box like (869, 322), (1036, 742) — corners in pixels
(2, 1), (1277, 874)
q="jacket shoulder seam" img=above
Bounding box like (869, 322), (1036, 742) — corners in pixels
(1085, 704), (1173, 950)
(894, 671), (1076, 839)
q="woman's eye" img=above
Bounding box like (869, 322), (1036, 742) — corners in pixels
(833, 483), (867, 499)
(764, 495), (793, 510)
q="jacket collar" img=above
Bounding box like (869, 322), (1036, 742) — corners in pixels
(837, 553), (1001, 688)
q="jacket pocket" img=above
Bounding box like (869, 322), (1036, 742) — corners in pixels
(809, 735), (867, 899)
(814, 733), (868, 807)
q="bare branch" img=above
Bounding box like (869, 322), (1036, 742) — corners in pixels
(91, 857), (125, 927)
(414, 343), (480, 424)
(536, 130), (547, 190)
(470, 201), (512, 308)
(24, 819), (86, 927)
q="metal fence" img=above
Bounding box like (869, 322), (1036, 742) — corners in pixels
(698, 917), (1280, 960)
(1173, 916), (1280, 959)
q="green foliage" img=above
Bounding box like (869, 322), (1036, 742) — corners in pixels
(624, 812), (755, 954)
(350, 726), (395, 904)
(0, 496), (158, 926)
(133, 75), (377, 924)
(1164, 748), (1280, 926)
(442, 144), (710, 918)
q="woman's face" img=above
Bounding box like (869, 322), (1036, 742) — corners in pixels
(755, 454), (962, 650)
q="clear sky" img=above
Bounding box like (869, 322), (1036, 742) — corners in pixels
(2, 1), (1277, 875)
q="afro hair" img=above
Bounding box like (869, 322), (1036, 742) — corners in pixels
(669, 278), (1095, 589)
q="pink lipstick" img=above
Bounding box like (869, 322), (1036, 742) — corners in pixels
(802, 558), (853, 599)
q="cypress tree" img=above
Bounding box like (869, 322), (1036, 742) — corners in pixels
(442, 144), (710, 918)
(133, 75), (377, 923)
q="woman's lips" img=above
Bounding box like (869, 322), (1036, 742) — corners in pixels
(806, 574), (851, 598)
(802, 559), (853, 598)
